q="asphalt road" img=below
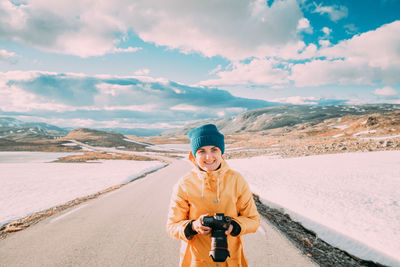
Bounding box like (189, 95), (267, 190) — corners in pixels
(0, 159), (316, 266)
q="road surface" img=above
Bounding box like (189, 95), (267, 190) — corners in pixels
(0, 159), (316, 266)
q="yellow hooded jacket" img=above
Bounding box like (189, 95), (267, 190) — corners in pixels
(167, 156), (260, 267)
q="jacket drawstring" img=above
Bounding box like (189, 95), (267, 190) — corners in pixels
(217, 176), (220, 203)
(195, 167), (222, 202)
(201, 178), (204, 200)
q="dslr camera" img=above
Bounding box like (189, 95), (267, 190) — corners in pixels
(202, 213), (232, 262)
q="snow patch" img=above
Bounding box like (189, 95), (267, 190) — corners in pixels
(147, 143), (190, 152)
(228, 151), (400, 266)
(123, 138), (149, 146)
(353, 130), (377, 136)
(0, 152), (165, 225)
(358, 134), (400, 140)
(332, 133), (344, 138)
(334, 124), (349, 130)
(62, 142), (78, 146)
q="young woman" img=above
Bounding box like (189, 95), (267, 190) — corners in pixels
(167, 124), (260, 266)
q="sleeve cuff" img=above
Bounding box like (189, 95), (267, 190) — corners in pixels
(184, 220), (198, 239)
(230, 220), (241, 236)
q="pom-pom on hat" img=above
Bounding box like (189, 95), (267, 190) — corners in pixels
(188, 124), (225, 156)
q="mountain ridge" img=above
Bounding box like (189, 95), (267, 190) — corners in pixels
(0, 117), (68, 141)
(164, 104), (400, 135)
(1, 104), (400, 157)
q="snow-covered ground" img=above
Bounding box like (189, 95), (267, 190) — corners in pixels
(2, 150), (399, 266)
(228, 150), (400, 267)
(0, 151), (77, 163)
(0, 152), (166, 226)
(358, 133), (400, 141)
(147, 143), (191, 152)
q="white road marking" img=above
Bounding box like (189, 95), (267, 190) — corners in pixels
(50, 204), (88, 223)
(257, 224), (266, 235)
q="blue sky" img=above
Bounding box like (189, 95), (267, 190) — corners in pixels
(0, 0), (399, 131)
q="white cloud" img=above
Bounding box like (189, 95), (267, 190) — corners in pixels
(319, 27), (332, 47)
(199, 40), (322, 87)
(170, 104), (199, 112)
(290, 59), (381, 87)
(0, 0), (126, 57)
(0, 0), (305, 59)
(278, 96), (319, 105)
(313, 4), (348, 22)
(126, 0), (303, 60)
(201, 58), (289, 86)
(103, 105), (156, 112)
(112, 47), (142, 54)
(200, 21), (400, 89)
(209, 65), (222, 75)
(0, 70), (41, 83)
(95, 73), (167, 84)
(321, 21), (400, 69)
(297, 18), (313, 34)
(290, 21), (400, 87)
(0, 70), (272, 129)
(318, 39), (331, 48)
(0, 82), (72, 113)
(296, 43), (318, 58)
(344, 24), (358, 35)
(373, 86), (398, 96)
(271, 96), (348, 105)
(134, 68), (150, 76)
(0, 49), (18, 63)
(94, 83), (134, 106)
(249, 0), (267, 18)
(322, 27), (332, 36)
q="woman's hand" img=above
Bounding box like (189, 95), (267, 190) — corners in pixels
(192, 214), (211, 235)
(225, 224), (233, 236)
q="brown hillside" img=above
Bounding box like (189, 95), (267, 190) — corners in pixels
(142, 107), (400, 159)
(62, 128), (146, 150)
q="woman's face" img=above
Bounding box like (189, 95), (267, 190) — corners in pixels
(195, 146), (223, 172)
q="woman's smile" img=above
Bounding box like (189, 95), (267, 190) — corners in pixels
(195, 146), (223, 172)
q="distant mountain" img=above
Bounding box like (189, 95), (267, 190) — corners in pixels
(0, 117), (68, 141)
(159, 103), (400, 159)
(165, 104), (400, 135)
(62, 128), (147, 150)
(98, 128), (165, 137)
(2, 103), (400, 143)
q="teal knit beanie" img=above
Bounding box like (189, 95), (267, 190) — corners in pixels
(188, 124), (225, 156)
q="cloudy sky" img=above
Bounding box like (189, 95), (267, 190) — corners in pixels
(1, 0), (399, 131)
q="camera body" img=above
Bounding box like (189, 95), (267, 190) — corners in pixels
(202, 213), (231, 262)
